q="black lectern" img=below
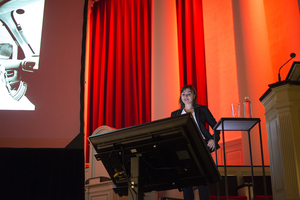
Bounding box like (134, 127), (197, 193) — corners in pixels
(89, 114), (221, 200)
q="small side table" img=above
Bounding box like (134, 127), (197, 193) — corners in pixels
(213, 118), (267, 200)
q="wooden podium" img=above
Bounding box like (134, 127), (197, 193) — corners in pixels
(260, 62), (300, 200)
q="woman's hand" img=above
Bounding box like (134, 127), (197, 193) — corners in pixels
(207, 139), (215, 150)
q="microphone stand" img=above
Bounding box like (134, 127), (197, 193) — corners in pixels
(278, 53), (296, 82)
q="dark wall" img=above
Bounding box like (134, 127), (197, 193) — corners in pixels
(0, 148), (84, 200)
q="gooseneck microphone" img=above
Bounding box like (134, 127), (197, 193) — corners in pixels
(278, 53), (296, 82)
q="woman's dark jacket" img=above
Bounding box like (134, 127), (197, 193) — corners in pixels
(171, 105), (220, 151)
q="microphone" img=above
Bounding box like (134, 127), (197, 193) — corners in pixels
(278, 53), (296, 82)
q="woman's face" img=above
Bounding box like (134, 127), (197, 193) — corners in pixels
(181, 88), (195, 106)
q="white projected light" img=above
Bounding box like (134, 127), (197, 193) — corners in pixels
(0, 0), (44, 110)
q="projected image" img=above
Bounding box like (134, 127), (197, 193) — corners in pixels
(0, 0), (44, 110)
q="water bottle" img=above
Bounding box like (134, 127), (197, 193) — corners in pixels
(243, 97), (252, 118)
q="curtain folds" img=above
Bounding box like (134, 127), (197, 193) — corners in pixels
(176, 0), (207, 106)
(87, 0), (152, 137)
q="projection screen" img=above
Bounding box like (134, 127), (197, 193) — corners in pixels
(0, 0), (84, 148)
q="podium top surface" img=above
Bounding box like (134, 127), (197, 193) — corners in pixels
(89, 114), (222, 194)
(213, 118), (260, 131)
(259, 61), (300, 102)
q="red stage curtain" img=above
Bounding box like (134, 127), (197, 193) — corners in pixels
(86, 0), (152, 136)
(176, 0), (208, 106)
